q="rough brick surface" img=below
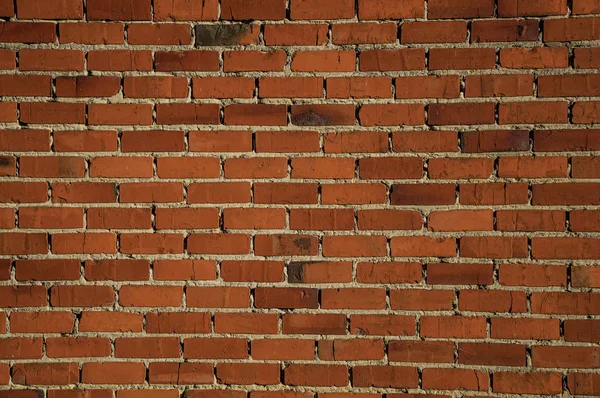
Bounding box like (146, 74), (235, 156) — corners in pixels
(0, 1), (599, 397)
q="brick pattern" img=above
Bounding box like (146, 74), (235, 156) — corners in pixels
(1, 0), (600, 397)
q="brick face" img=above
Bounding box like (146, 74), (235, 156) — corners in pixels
(0, 2), (597, 397)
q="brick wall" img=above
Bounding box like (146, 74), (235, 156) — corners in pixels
(1, 0), (600, 397)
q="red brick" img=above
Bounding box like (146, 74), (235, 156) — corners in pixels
(122, 130), (184, 152)
(353, 366), (418, 388)
(499, 263), (567, 287)
(46, 337), (111, 358)
(350, 315), (416, 336)
(190, 131), (252, 152)
(224, 50), (286, 72)
(255, 234), (318, 256)
(427, 263), (493, 285)
(429, 48), (496, 70)
(565, 319), (600, 342)
(225, 157), (287, 178)
(358, 0), (424, 19)
(194, 77), (254, 99)
(12, 363), (79, 385)
(0, 337), (42, 359)
(360, 104), (424, 126)
(60, 22), (124, 44)
(332, 22), (397, 44)
(87, 0), (151, 20)
(500, 47), (569, 68)
(472, 19), (539, 42)
(264, 23), (328, 45)
(10, 311), (75, 333)
(574, 0), (600, 14)
(79, 311), (143, 332)
(158, 105), (220, 127)
(221, 0), (285, 20)
(328, 77), (392, 99)
(288, 261), (353, 283)
(81, 362), (146, 384)
(119, 182), (184, 203)
(116, 337), (180, 358)
(573, 101), (600, 123)
(324, 131), (388, 153)
(215, 312), (279, 334)
(20, 102), (85, 124)
(390, 289), (455, 311)
(494, 372), (563, 395)
(531, 292), (600, 314)
(293, 50), (356, 72)
(402, 21), (467, 43)
(120, 233), (183, 254)
(396, 76), (459, 99)
(156, 50), (219, 71)
(252, 339), (314, 360)
(0, 286), (47, 307)
(128, 23), (191, 45)
(533, 346), (600, 368)
(492, 318), (561, 340)
(421, 316), (486, 338)
(224, 104), (287, 126)
(185, 337), (247, 359)
(154, 0), (218, 21)
(119, 286), (183, 307)
(291, 0), (355, 19)
(285, 364), (348, 386)
(422, 368), (489, 391)
(0, 75), (51, 97)
(85, 260), (149, 281)
(16, 259), (80, 281)
(499, 0), (567, 16)
(0, 0), (13, 16)
(216, 363), (280, 385)
(17, 0), (82, 18)
(54, 131), (117, 152)
(0, 22), (56, 43)
(544, 17), (600, 41)
(460, 290), (527, 313)
(569, 373), (600, 395)
(430, 157), (494, 179)
(124, 76), (188, 98)
(261, 77), (322, 98)
(461, 182), (528, 205)
(188, 182), (251, 204)
(88, 50), (152, 71)
(0, 102), (16, 123)
(257, 131), (320, 153)
(322, 288), (386, 309)
(323, 183), (387, 205)
(19, 49), (83, 71)
(146, 312), (210, 334)
(56, 76), (121, 97)
(429, 102), (495, 125)
(533, 237), (600, 259)
(88, 104), (153, 125)
(575, 47), (600, 68)
(462, 130), (530, 151)
(388, 340), (454, 363)
(360, 157), (423, 179)
(360, 49), (425, 71)
(221, 261), (283, 282)
(428, 0), (494, 18)
(154, 260), (216, 281)
(283, 314), (347, 335)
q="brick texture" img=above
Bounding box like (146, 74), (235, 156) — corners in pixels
(0, 1), (599, 397)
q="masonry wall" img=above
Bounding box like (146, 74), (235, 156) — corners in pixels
(0, 0), (600, 397)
